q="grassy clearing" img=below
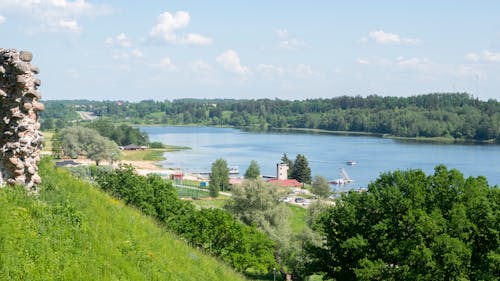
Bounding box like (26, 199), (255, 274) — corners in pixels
(121, 149), (167, 161)
(288, 204), (307, 233)
(0, 158), (246, 281)
(190, 197), (230, 209)
(122, 145), (190, 161)
(175, 186), (210, 198)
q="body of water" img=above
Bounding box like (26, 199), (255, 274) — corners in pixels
(139, 126), (500, 190)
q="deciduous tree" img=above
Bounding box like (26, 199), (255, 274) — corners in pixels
(60, 126), (120, 165)
(209, 158), (229, 197)
(311, 175), (331, 198)
(307, 165), (500, 280)
(244, 160), (260, 179)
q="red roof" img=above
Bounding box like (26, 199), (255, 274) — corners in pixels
(267, 179), (302, 187)
(229, 178), (243, 185)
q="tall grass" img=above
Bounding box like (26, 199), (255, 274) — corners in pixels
(0, 158), (246, 281)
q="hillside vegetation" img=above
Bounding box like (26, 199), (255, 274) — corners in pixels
(0, 158), (246, 281)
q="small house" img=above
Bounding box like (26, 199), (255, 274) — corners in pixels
(120, 144), (144, 150)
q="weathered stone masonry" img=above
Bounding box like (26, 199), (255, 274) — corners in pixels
(0, 49), (44, 191)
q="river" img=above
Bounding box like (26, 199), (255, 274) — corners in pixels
(139, 126), (500, 190)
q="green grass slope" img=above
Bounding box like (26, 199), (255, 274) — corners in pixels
(0, 159), (246, 281)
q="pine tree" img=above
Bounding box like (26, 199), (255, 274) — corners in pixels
(291, 154), (311, 184)
(281, 153), (294, 179)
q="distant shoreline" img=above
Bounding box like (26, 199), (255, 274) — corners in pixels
(134, 124), (497, 145)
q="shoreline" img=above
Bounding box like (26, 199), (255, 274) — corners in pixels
(137, 125), (497, 145)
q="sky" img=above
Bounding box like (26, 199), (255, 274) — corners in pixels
(1, 0), (500, 101)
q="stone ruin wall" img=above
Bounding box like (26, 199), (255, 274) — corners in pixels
(0, 49), (44, 191)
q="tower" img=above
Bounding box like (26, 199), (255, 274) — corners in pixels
(276, 163), (288, 180)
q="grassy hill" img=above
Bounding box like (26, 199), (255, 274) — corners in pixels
(0, 159), (246, 281)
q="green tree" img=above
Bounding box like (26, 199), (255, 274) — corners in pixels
(209, 158), (229, 197)
(60, 126), (120, 165)
(291, 154), (311, 184)
(244, 160), (260, 179)
(281, 153), (294, 179)
(307, 165), (500, 280)
(225, 180), (292, 276)
(51, 130), (63, 159)
(311, 175), (331, 198)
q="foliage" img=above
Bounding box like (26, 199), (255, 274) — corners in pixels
(307, 165), (500, 280)
(0, 158), (246, 281)
(291, 154), (311, 184)
(50, 130), (63, 158)
(149, 141), (165, 148)
(311, 175), (331, 198)
(244, 160), (261, 179)
(95, 166), (276, 273)
(39, 101), (80, 130)
(42, 93), (500, 142)
(87, 119), (149, 146)
(225, 180), (293, 274)
(59, 126), (121, 165)
(209, 158), (230, 197)
(280, 153), (294, 179)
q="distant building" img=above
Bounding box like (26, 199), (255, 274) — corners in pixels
(277, 163), (289, 180)
(120, 144), (144, 150)
(267, 162), (302, 187)
(267, 178), (302, 187)
(171, 172), (184, 181)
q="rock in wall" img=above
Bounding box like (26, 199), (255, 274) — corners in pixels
(0, 49), (44, 191)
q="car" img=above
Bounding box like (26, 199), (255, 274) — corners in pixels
(294, 197), (305, 203)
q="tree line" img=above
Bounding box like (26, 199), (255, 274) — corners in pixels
(41, 93), (500, 142)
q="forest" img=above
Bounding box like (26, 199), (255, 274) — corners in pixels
(40, 93), (500, 142)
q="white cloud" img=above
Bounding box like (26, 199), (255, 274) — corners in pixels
(216, 49), (250, 75)
(150, 11), (212, 45)
(159, 57), (176, 70)
(257, 63), (320, 80)
(131, 48), (143, 58)
(293, 64), (316, 78)
(356, 58), (371, 65)
(364, 30), (421, 45)
(55, 19), (81, 32)
(0, 0), (112, 32)
(358, 56), (480, 78)
(181, 33), (212, 45)
(105, 32), (132, 47)
(257, 64), (285, 79)
(276, 29), (306, 51)
(112, 49), (144, 60)
(0, 15), (6, 24)
(465, 50), (500, 63)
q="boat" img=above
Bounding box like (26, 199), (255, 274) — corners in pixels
(346, 160), (357, 166)
(229, 166), (239, 175)
(328, 168), (354, 185)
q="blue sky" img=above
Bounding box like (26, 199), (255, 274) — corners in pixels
(1, 0), (500, 101)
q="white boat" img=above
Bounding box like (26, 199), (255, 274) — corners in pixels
(346, 160), (357, 166)
(329, 168), (354, 185)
